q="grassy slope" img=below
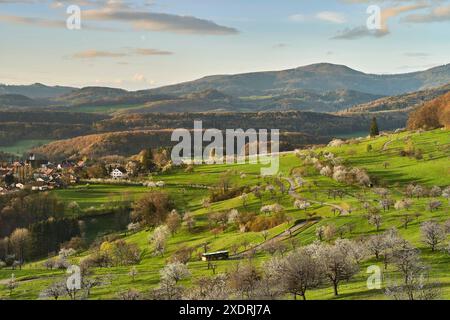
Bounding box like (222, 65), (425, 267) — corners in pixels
(0, 129), (449, 300)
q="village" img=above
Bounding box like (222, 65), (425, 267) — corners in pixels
(0, 153), (144, 195)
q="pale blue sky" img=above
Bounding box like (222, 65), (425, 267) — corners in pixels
(1, 0), (449, 90)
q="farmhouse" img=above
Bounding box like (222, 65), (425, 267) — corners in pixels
(15, 183), (25, 190)
(201, 250), (229, 261)
(111, 168), (127, 179)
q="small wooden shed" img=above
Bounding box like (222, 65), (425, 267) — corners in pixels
(202, 250), (229, 262)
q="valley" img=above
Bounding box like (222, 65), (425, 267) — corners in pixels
(0, 128), (448, 300)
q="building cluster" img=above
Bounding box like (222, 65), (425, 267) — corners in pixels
(0, 154), (83, 195)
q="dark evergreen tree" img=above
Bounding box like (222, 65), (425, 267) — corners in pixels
(370, 117), (380, 137)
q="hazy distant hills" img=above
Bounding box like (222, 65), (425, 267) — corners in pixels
(1, 63), (450, 114)
(114, 88), (384, 114)
(144, 63), (450, 97)
(0, 94), (39, 107)
(0, 83), (76, 99)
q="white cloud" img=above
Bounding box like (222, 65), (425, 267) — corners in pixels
(316, 11), (347, 24)
(288, 14), (307, 22)
(71, 48), (173, 59)
(332, 25), (389, 39)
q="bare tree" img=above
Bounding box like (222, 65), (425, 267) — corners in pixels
(227, 263), (260, 299)
(9, 228), (31, 268)
(294, 200), (311, 211)
(379, 198), (394, 212)
(394, 199), (413, 211)
(182, 212), (196, 233)
(442, 187), (450, 204)
(150, 278), (184, 300)
(129, 266), (138, 282)
(166, 210), (181, 235)
(412, 185), (426, 199)
(315, 226), (325, 241)
(185, 274), (230, 300)
(5, 273), (18, 296)
(399, 214), (414, 229)
(40, 280), (66, 300)
(444, 219), (450, 234)
(264, 239), (286, 256)
(380, 228), (403, 269)
(117, 288), (142, 300)
(314, 243), (359, 296)
(160, 262), (190, 284)
(335, 239), (368, 264)
(366, 234), (384, 260)
(427, 200), (442, 212)
(150, 225), (170, 256)
(420, 220), (446, 252)
(392, 243), (423, 286)
(256, 257), (284, 300)
(386, 243), (441, 300)
(279, 248), (323, 300)
(429, 186), (442, 197)
(368, 214), (383, 232)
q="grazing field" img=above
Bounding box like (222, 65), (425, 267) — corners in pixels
(0, 129), (449, 300)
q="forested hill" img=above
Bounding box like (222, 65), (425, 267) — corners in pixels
(144, 63), (450, 97)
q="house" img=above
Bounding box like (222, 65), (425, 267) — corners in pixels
(111, 168), (127, 179)
(201, 251), (229, 262)
(15, 183), (25, 190)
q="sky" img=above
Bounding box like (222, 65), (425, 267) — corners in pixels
(0, 0), (449, 90)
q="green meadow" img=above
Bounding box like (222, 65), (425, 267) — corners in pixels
(0, 129), (449, 300)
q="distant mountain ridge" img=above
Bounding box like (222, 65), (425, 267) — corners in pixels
(0, 94), (38, 107)
(2, 63), (450, 113)
(0, 83), (76, 99)
(113, 88), (384, 114)
(144, 63), (450, 97)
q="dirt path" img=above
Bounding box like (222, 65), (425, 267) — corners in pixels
(234, 219), (315, 258)
(382, 138), (394, 151)
(283, 177), (349, 215)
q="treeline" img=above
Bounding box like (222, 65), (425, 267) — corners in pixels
(0, 191), (65, 237)
(343, 83), (450, 114)
(0, 191), (83, 265)
(32, 129), (327, 161)
(0, 111), (107, 124)
(95, 111), (405, 135)
(0, 219), (81, 266)
(32, 130), (175, 161)
(0, 123), (94, 146)
(1, 109), (408, 153)
(0, 111), (107, 146)
(407, 91), (450, 130)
